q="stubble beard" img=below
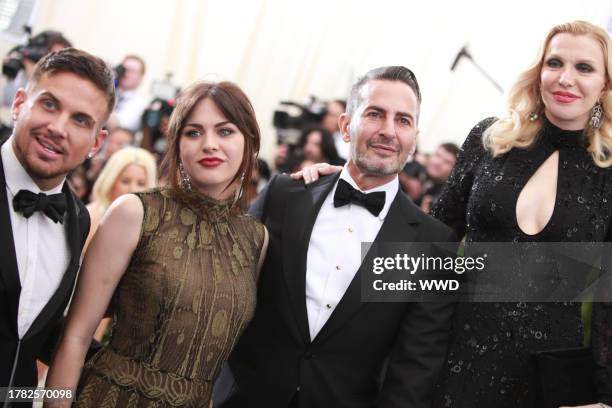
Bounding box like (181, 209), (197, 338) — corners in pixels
(13, 132), (69, 186)
(350, 139), (408, 177)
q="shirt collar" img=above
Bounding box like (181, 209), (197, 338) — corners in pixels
(1, 135), (65, 197)
(334, 164), (399, 220)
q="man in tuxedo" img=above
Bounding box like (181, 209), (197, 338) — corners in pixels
(222, 66), (456, 408)
(0, 48), (115, 394)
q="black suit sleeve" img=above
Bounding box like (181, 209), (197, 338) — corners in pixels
(77, 196), (91, 254)
(37, 320), (63, 365)
(248, 173), (280, 222)
(37, 318), (102, 365)
(378, 229), (457, 408)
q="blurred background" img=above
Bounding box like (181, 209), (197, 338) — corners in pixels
(0, 0), (610, 211)
(0, 0), (608, 157)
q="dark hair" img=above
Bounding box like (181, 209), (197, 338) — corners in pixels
(23, 30), (72, 63)
(328, 99), (346, 111)
(161, 81), (261, 209)
(28, 47), (116, 117)
(41, 30), (72, 50)
(298, 125), (341, 164)
(346, 66), (421, 118)
(123, 54), (146, 75)
(439, 142), (460, 158)
(256, 158), (271, 181)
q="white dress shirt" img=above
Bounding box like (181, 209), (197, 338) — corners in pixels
(305, 166), (399, 340)
(2, 137), (70, 338)
(115, 89), (148, 132)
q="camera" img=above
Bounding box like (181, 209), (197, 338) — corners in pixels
(2, 46), (24, 79)
(272, 96), (326, 145)
(2, 28), (71, 79)
(141, 98), (175, 156)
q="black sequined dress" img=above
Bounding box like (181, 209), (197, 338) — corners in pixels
(431, 117), (612, 407)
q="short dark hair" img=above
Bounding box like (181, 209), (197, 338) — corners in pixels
(23, 30), (72, 63)
(39, 30), (72, 50)
(329, 99), (346, 110)
(298, 125), (341, 164)
(346, 66), (421, 118)
(28, 47), (116, 117)
(439, 142), (460, 158)
(162, 81), (261, 209)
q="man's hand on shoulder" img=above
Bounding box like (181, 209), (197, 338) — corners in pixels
(290, 162), (342, 184)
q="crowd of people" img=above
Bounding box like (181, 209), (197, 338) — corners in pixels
(0, 18), (610, 408)
(0, 29), (457, 215)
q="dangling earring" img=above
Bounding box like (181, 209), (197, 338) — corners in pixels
(590, 102), (603, 129)
(530, 90), (543, 122)
(179, 161), (193, 191)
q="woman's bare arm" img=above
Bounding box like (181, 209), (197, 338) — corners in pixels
(44, 194), (144, 407)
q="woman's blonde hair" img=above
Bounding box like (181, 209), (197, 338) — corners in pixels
(483, 20), (612, 167)
(91, 147), (157, 211)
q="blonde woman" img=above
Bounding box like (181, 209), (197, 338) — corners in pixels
(430, 21), (611, 408)
(84, 146), (157, 251)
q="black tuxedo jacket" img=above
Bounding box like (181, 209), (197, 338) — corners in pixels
(224, 173), (456, 408)
(0, 145), (90, 390)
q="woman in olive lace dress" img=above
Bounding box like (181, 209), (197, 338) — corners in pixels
(45, 81), (268, 407)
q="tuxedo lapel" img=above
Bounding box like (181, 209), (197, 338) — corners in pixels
(23, 184), (82, 340)
(0, 151), (21, 335)
(281, 173), (340, 344)
(313, 192), (421, 344)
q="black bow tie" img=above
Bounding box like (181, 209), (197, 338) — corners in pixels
(13, 189), (67, 224)
(333, 178), (385, 217)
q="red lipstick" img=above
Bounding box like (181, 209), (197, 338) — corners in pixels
(552, 91), (579, 103)
(198, 157), (223, 167)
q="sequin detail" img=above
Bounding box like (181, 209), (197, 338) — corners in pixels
(431, 117), (612, 407)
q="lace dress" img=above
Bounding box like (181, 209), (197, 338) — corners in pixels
(75, 187), (265, 407)
(431, 117), (612, 407)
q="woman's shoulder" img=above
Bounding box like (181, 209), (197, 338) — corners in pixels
(466, 117), (498, 143)
(236, 212), (266, 240)
(99, 194), (145, 236)
(134, 186), (169, 199)
(236, 211), (264, 228)
(86, 201), (103, 218)
(132, 186), (176, 207)
(457, 117), (498, 161)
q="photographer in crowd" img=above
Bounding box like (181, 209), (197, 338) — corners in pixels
(1, 29), (72, 109)
(108, 55), (148, 133)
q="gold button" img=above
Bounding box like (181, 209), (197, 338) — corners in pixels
(348, 226), (354, 233)
(335, 265), (341, 271)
